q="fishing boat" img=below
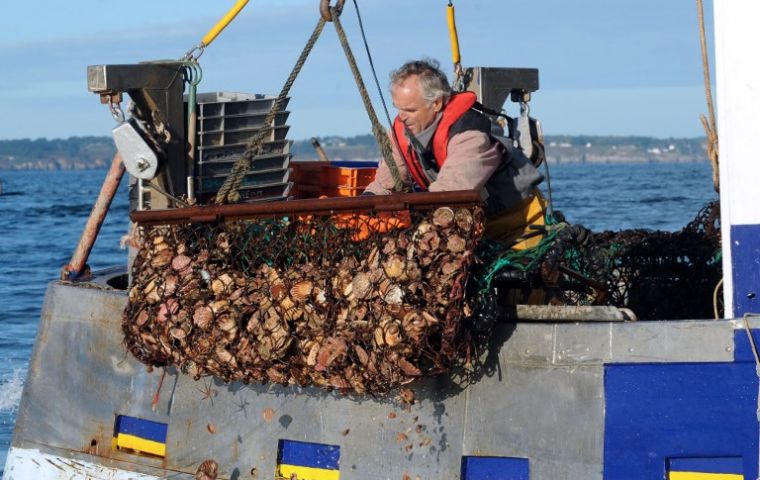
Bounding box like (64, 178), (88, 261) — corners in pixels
(4, 2), (759, 479)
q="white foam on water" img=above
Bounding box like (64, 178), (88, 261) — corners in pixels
(0, 369), (24, 413)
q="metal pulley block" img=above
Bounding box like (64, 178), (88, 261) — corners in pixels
(515, 103), (534, 161)
(512, 102), (546, 168)
(113, 119), (160, 180)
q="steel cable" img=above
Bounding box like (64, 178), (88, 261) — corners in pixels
(330, 7), (405, 192)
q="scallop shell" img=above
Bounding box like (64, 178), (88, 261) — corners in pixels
(135, 309), (150, 327)
(454, 208), (474, 231)
(446, 234), (467, 253)
(171, 255), (192, 271)
(432, 207), (455, 228)
(382, 237), (398, 255)
(351, 272), (372, 300)
(441, 260), (460, 276)
(398, 358), (422, 376)
(383, 255), (406, 279)
(143, 279), (162, 304)
(351, 304), (369, 322)
(163, 274), (178, 296)
(398, 387), (415, 404)
(290, 280), (313, 302)
(258, 335), (290, 361)
(210, 300), (229, 315)
(374, 321), (402, 347)
(216, 233), (231, 252)
(280, 295), (296, 311)
(313, 287), (328, 307)
(383, 285), (403, 305)
(211, 274), (234, 295)
(354, 345), (369, 365)
(315, 337), (348, 372)
(402, 311), (425, 333)
(156, 299), (179, 323)
(419, 230), (440, 252)
(367, 246), (381, 269)
(217, 314), (237, 332)
(384, 322), (403, 346)
(170, 327), (188, 340)
(270, 281), (287, 301)
(151, 248), (173, 268)
(406, 262), (422, 281)
(283, 307), (304, 322)
(306, 342), (321, 366)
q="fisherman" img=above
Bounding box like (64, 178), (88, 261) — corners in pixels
(363, 59), (546, 249)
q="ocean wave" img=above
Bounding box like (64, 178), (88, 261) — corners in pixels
(0, 368), (25, 413)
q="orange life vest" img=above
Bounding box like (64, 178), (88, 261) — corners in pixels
(392, 92), (478, 190)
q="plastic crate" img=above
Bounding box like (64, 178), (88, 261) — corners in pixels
(291, 161), (377, 188)
(295, 183), (365, 199)
(197, 181), (294, 204)
(196, 111), (290, 133)
(196, 152), (290, 178)
(199, 125), (290, 148)
(197, 140), (290, 162)
(197, 168), (292, 195)
(193, 92), (290, 118)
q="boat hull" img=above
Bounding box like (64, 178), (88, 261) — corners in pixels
(5, 271), (758, 479)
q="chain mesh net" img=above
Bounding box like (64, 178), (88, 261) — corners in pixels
(124, 204), (485, 396)
(468, 200), (721, 322)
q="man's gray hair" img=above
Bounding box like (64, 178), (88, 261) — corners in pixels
(390, 59), (451, 105)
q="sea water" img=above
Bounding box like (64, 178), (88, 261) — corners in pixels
(0, 162), (717, 470)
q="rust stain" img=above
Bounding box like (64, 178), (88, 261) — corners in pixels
(232, 439), (239, 463)
(262, 407), (275, 422)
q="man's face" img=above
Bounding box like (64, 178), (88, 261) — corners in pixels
(391, 75), (443, 135)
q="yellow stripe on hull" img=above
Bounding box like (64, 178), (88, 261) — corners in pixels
(278, 463), (340, 480)
(669, 472), (743, 480)
(114, 433), (166, 457)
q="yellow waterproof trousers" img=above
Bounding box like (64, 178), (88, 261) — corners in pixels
(484, 190), (547, 250)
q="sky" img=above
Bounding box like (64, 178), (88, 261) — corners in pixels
(0, 0), (714, 140)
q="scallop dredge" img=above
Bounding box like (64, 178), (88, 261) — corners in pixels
(124, 202), (486, 397)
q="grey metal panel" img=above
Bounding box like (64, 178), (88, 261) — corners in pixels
(465, 66), (539, 112)
(509, 305), (629, 321)
(554, 323), (612, 364)
(608, 321), (735, 363)
(167, 376), (467, 479)
(496, 320), (736, 367)
(495, 323), (555, 365)
(87, 63), (184, 93)
(11, 276), (747, 480)
(463, 365), (605, 480)
(12, 284), (175, 475)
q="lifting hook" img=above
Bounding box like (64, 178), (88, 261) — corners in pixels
(320, 0), (346, 21)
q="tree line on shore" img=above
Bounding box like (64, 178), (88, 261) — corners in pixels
(0, 135), (708, 171)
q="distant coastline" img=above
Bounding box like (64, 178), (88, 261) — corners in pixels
(0, 135), (708, 171)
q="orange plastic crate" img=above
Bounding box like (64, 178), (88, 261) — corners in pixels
(295, 184), (365, 199)
(291, 161), (376, 189)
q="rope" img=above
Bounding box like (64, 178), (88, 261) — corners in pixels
(713, 276), (723, 320)
(743, 313), (760, 368)
(215, 18), (328, 204)
(697, 0), (720, 193)
(478, 223), (566, 293)
(330, 7), (405, 191)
